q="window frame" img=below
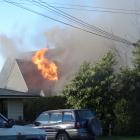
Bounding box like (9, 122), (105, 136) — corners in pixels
(49, 112), (63, 124)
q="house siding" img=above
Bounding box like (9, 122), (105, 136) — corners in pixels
(6, 61), (28, 92)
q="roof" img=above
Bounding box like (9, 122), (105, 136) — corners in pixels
(16, 59), (44, 92)
(16, 59), (56, 95)
(42, 109), (91, 113)
(0, 88), (40, 98)
(0, 49), (60, 96)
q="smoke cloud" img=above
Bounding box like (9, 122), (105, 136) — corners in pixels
(43, 27), (115, 95)
(1, 0), (140, 95)
(0, 34), (19, 58)
(0, 24), (135, 95)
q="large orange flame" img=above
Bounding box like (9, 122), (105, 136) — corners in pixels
(32, 48), (58, 81)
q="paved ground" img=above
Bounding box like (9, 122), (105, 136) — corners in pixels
(97, 136), (140, 140)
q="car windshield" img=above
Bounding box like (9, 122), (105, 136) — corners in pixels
(0, 114), (8, 122)
(78, 110), (95, 120)
(0, 114), (7, 127)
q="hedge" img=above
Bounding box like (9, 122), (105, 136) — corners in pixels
(23, 96), (68, 122)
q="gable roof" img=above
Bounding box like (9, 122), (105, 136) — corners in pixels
(16, 59), (44, 92)
(0, 49), (61, 96)
(16, 59), (56, 94)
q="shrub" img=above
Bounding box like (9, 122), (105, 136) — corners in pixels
(23, 96), (67, 122)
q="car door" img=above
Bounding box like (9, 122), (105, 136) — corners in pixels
(62, 111), (75, 129)
(46, 112), (63, 140)
(35, 112), (63, 140)
(0, 116), (16, 140)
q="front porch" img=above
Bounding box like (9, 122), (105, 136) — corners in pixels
(0, 88), (40, 120)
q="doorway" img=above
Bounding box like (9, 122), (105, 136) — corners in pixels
(0, 100), (7, 117)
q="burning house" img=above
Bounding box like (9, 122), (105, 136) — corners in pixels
(0, 48), (59, 120)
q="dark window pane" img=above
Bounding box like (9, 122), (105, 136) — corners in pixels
(78, 110), (95, 120)
(63, 112), (74, 122)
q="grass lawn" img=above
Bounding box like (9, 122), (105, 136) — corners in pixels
(97, 136), (140, 140)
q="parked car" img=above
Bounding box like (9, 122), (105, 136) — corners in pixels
(33, 109), (102, 140)
(0, 113), (47, 140)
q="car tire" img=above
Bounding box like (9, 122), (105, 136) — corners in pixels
(56, 133), (70, 140)
(87, 117), (102, 136)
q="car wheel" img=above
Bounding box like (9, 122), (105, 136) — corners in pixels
(56, 133), (70, 140)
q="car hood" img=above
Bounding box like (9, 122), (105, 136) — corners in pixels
(0, 125), (46, 136)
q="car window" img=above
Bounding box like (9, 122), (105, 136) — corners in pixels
(50, 112), (62, 124)
(35, 113), (49, 124)
(0, 116), (6, 128)
(63, 112), (74, 122)
(78, 110), (95, 120)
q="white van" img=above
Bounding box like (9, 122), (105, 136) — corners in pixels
(0, 113), (47, 140)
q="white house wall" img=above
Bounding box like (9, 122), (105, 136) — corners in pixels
(0, 58), (15, 88)
(6, 61), (28, 92)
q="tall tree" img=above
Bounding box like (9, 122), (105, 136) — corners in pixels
(63, 51), (117, 130)
(114, 69), (140, 135)
(114, 41), (140, 135)
(133, 40), (140, 70)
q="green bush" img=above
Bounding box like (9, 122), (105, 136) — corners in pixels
(23, 96), (67, 122)
(114, 99), (131, 135)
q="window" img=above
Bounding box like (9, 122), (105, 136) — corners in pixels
(35, 113), (49, 125)
(78, 110), (95, 120)
(50, 112), (62, 124)
(63, 112), (74, 122)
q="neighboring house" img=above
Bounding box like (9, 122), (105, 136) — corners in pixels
(0, 88), (39, 120)
(0, 58), (55, 95)
(0, 58), (48, 120)
(0, 49), (70, 120)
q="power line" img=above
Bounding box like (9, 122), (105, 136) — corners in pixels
(3, 0), (123, 40)
(51, 6), (140, 16)
(3, 0), (133, 46)
(25, 0), (131, 45)
(49, 3), (140, 13)
(2, 1), (95, 32)
(30, 0), (116, 37)
(3, 0), (140, 15)
(9, 0), (134, 45)
(29, 0), (133, 45)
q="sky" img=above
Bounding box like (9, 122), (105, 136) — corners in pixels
(0, 0), (140, 71)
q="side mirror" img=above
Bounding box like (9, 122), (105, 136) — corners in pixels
(6, 119), (15, 128)
(34, 121), (41, 126)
